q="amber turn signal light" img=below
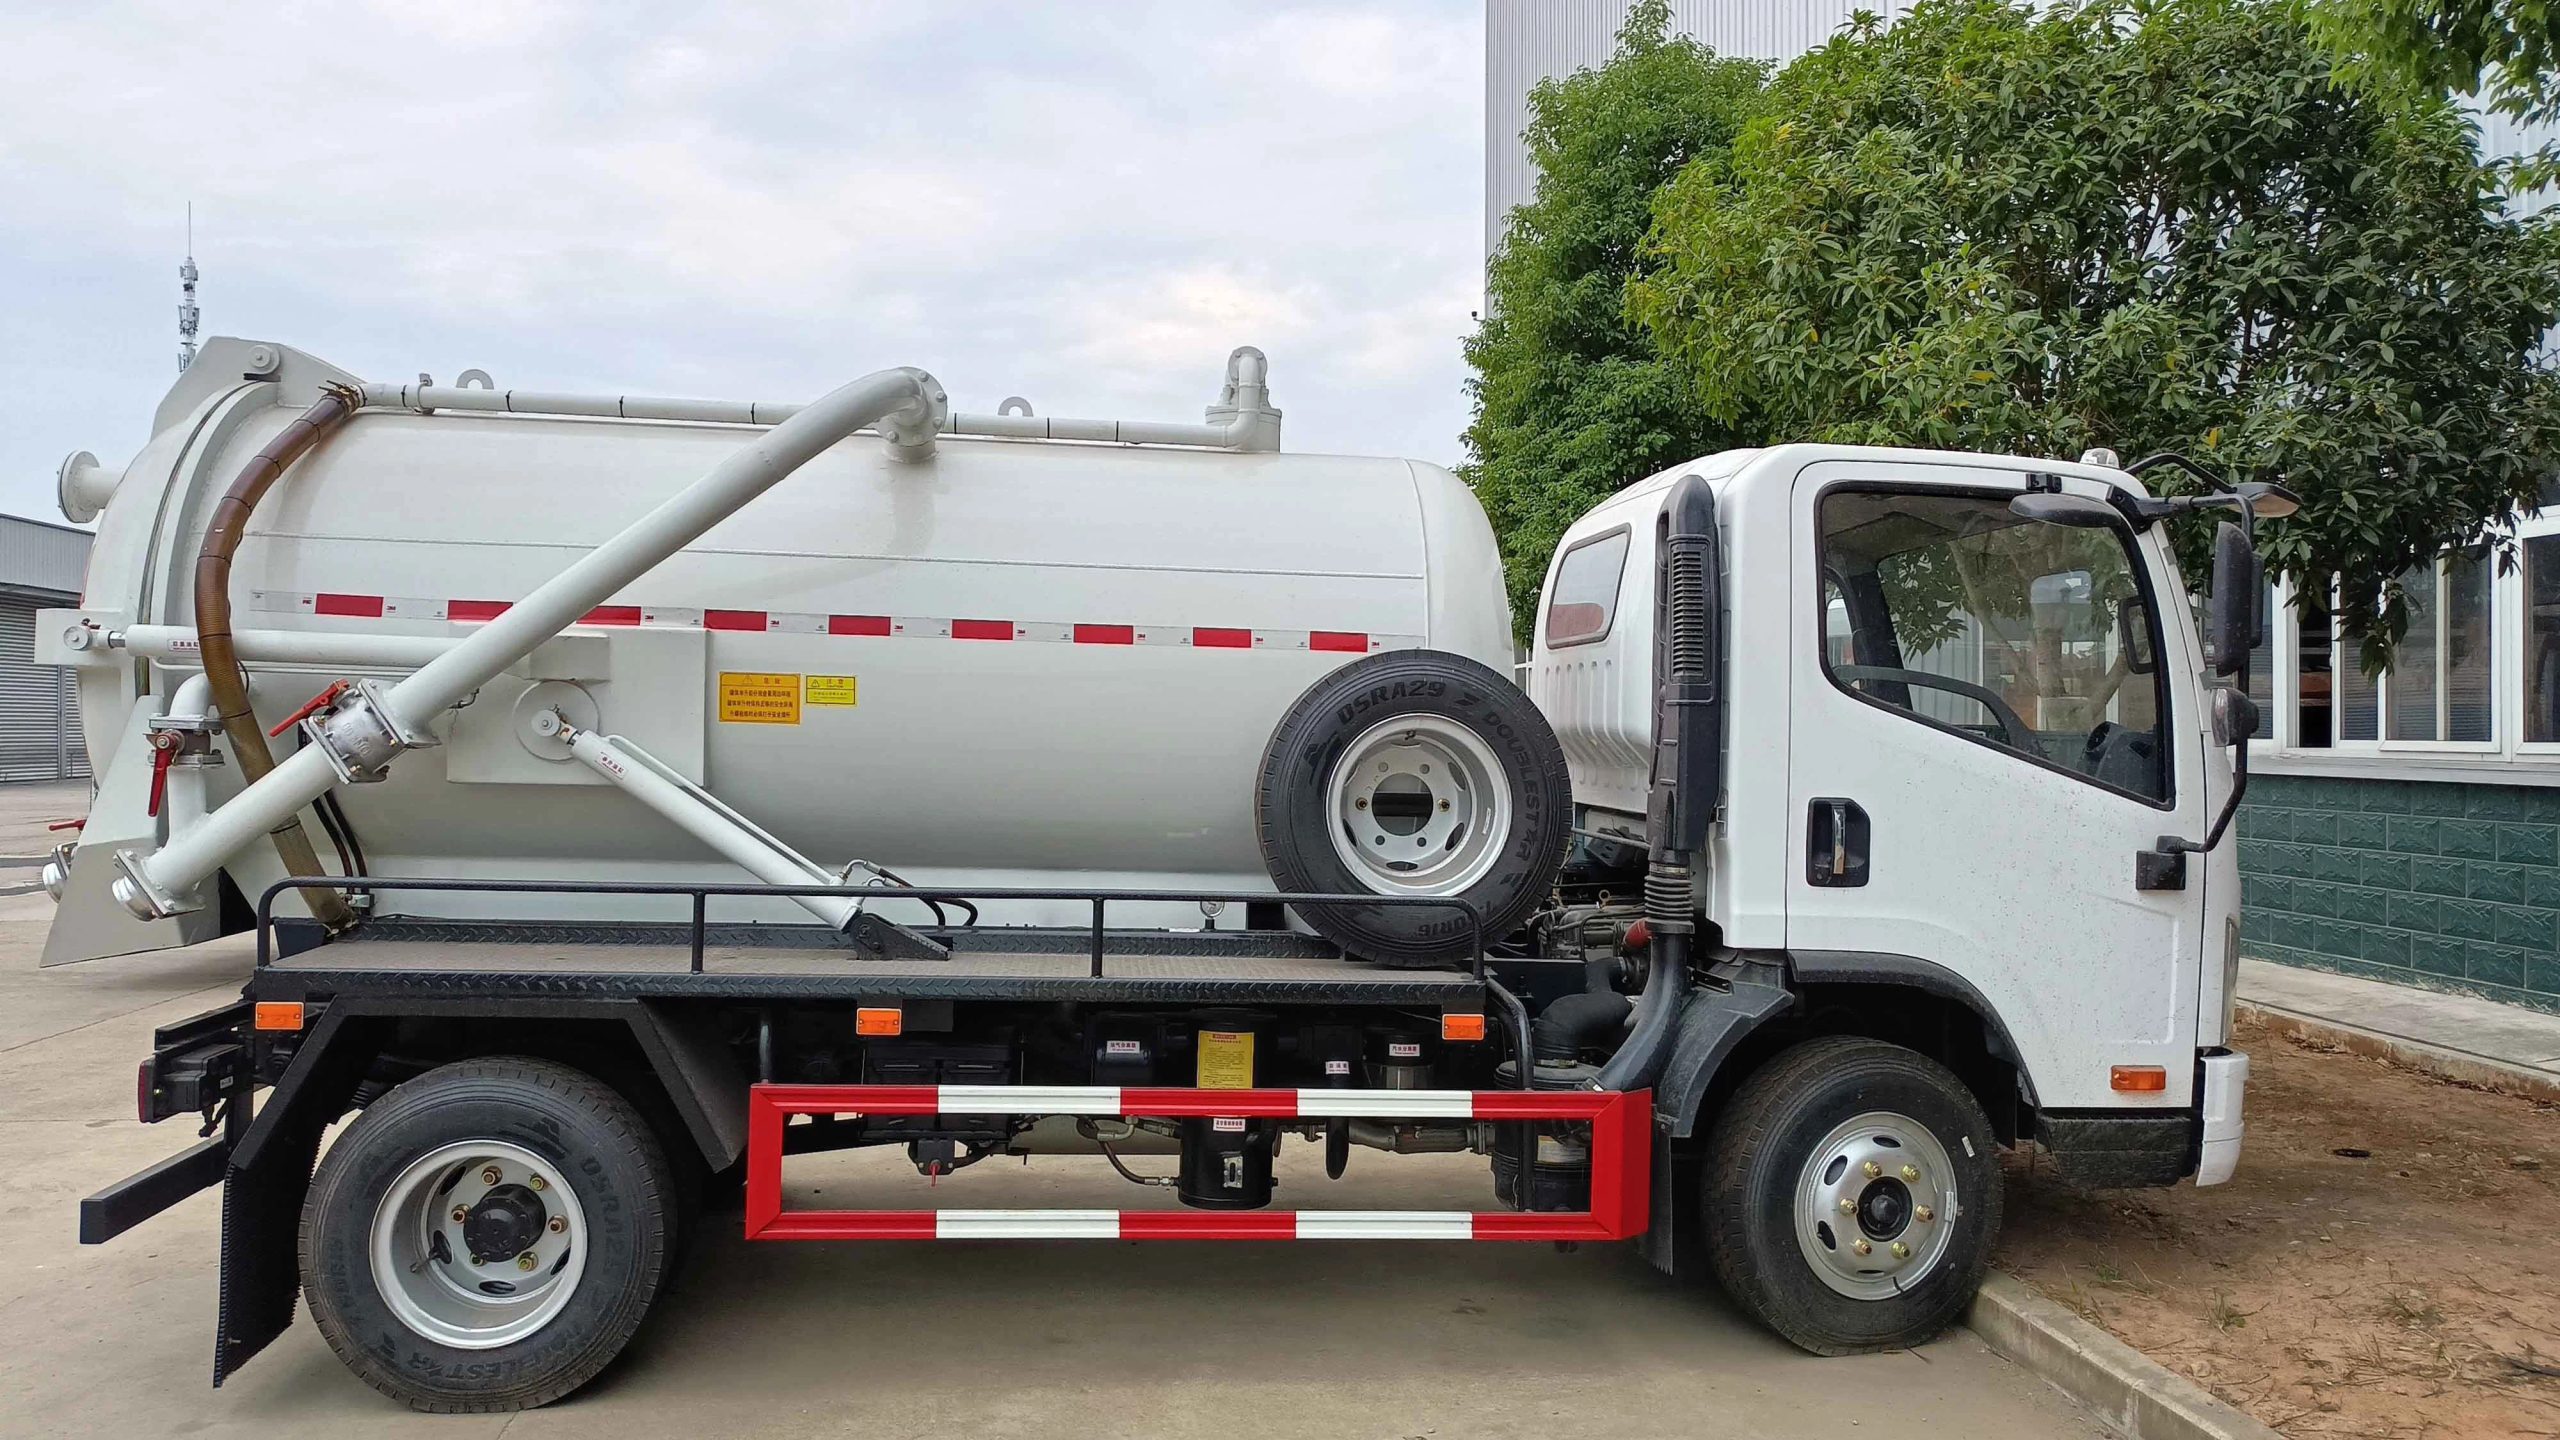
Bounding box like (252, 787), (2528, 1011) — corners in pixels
(252, 1001), (306, 1032)
(1441, 1013), (1486, 1042)
(855, 1007), (903, 1037)
(2109, 1065), (2167, 1093)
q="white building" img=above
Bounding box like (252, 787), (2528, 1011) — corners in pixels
(0, 514), (91, 783)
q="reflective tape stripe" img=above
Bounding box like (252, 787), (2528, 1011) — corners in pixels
(937, 1210), (1120, 1239)
(1294, 1212), (1476, 1240)
(1295, 1090), (1476, 1119)
(242, 591), (1406, 651)
(937, 1085), (1123, 1114)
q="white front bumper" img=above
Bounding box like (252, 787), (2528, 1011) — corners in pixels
(2194, 1050), (2249, 1186)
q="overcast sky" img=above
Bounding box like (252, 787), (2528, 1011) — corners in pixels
(0, 1), (1485, 526)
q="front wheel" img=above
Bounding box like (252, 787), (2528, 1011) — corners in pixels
(299, 1057), (673, 1411)
(1702, 1037), (2003, 1354)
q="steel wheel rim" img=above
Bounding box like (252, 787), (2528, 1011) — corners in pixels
(1324, 714), (1512, 895)
(1791, 1110), (1960, 1301)
(370, 1138), (587, 1350)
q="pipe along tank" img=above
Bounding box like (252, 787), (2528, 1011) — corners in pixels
(39, 338), (1570, 967)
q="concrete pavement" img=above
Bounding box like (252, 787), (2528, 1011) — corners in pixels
(0, 783), (2108, 1439)
(2239, 956), (2560, 1100)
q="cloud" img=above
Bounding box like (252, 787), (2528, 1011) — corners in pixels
(0, 0), (1485, 523)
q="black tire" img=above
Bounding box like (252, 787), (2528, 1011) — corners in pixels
(300, 1057), (673, 1411)
(1703, 1037), (2003, 1355)
(1255, 649), (1571, 967)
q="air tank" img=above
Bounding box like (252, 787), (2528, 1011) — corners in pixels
(42, 339), (1520, 959)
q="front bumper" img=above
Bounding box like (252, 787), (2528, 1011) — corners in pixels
(2194, 1049), (2249, 1186)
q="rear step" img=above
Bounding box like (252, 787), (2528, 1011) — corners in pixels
(744, 1084), (1651, 1242)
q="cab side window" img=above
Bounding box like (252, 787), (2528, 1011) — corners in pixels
(1545, 527), (1631, 647)
(1817, 488), (2171, 804)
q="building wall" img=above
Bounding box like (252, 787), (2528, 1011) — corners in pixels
(2241, 774), (2560, 1010)
(0, 515), (91, 785)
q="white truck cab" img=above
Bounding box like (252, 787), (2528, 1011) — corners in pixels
(1533, 445), (2250, 1186)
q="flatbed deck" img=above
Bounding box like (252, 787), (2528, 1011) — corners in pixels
(257, 918), (1491, 1005)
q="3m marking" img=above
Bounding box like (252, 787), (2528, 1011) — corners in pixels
(719, 672), (803, 725)
(803, 675), (859, 707)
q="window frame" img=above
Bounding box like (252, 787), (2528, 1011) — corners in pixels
(1542, 524), (1633, 649)
(1811, 481), (2179, 812)
(2302, 550), (2501, 758)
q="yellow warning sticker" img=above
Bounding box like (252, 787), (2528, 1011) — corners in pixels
(803, 674), (859, 707)
(717, 672), (802, 725)
(1196, 1030), (1255, 1089)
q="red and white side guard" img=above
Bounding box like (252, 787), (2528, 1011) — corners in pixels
(743, 1084), (1652, 1243)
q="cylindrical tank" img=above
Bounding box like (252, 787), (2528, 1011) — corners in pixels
(59, 340), (1515, 932)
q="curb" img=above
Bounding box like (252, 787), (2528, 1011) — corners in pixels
(1967, 1272), (2281, 1440)
(2237, 998), (2560, 1105)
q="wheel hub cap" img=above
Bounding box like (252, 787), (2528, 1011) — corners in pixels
(1324, 716), (1512, 895)
(1793, 1110), (1960, 1300)
(464, 1183), (546, 1262)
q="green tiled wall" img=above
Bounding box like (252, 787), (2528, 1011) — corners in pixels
(2240, 774), (2560, 1011)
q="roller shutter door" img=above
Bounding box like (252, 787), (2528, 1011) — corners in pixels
(0, 598), (83, 783)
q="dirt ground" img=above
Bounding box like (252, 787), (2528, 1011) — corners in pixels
(2000, 1013), (2560, 1438)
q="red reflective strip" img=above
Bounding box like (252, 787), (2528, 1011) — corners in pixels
(1472, 1091), (1618, 1120)
(1471, 1212), (1619, 1241)
(828, 614), (893, 636)
(704, 609), (768, 632)
(312, 593), (383, 618)
(952, 619), (1014, 641)
(1193, 627), (1253, 649)
(1309, 631), (1368, 653)
(581, 606), (642, 627)
(1073, 624), (1135, 645)
(1121, 1211), (1297, 1240)
(1119, 1088), (1301, 1117)
(757, 1210), (939, 1241)
(447, 599), (509, 622)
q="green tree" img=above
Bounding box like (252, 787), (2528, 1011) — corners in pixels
(1463, 0), (1769, 636)
(2313, 0), (2560, 179)
(1630, 0), (2560, 660)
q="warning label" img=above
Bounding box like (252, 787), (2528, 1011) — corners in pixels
(803, 674), (859, 707)
(1196, 1030), (1255, 1089)
(717, 672), (802, 725)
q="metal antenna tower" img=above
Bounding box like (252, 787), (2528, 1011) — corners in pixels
(178, 203), (199, 373)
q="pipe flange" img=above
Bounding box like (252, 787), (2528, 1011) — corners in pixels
(110, 846), (199, 920)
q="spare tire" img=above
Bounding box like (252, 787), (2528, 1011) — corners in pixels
(1256, 650), (1571, 967)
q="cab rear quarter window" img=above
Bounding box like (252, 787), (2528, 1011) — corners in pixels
(1546, 526), (1631, 647)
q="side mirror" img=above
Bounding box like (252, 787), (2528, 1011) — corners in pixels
(2010, 491), (2120, 528)
(2206, 520), (2260, 678)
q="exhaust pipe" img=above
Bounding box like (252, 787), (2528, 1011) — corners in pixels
(1595, 474), (1721, 1093)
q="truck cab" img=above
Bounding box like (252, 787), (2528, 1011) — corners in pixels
(1532, 445), (2249, 1197)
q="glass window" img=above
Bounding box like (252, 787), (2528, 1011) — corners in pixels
(2243, 576), (2276, 712)
(1545, 528), (1630, 647)
(2337, 602), (2380, 742)
(2388, 563), (2441, 740)
(2446, 546), (2494, 743)
(1815, 487), (2170, 802)
(2530, 535), (2560, 743)
(2291, 582), (2335, 747)
(2333, 547), (2494, 747)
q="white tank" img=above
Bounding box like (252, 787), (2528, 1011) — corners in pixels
(45, 339), (1514, 954)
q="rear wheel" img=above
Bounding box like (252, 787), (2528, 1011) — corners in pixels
(300, 1056), (672, 1411)
(1702, 1037), (2002, 1354)
(1255, 650), (1570, 966)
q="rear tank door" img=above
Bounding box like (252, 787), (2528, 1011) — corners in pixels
(1784, 460), (2207, 1113)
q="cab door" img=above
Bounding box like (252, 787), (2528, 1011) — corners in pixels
(1784, 461), (2207, 1112)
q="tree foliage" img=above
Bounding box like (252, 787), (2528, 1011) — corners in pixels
(2314, 0), (2560, 179)
(1462, 0), (1769, 634)
(1625, 0), (2560, 660)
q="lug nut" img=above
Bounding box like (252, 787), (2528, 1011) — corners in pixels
(450, 1205), (468, 1224)
(1838, 1197), (1858, 1216)
(480, 1165), (502, 1185)
(528, 1175), (546, 1192)
(548, 1215), (567, 1234)
(1355, 798), (1369, 810)
(1891, 1241), (1911, 1260)
(1438, 799), (1452, 811)
(1914, 1204), (1934, 1224)
(1862, 1160), (1882, 1179)
(1899, 1164), (1920, 1183)
(516, 1252), (538, 1271)
(1852, 1239), (1872, 1256)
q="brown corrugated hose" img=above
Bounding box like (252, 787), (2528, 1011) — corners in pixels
(194, 387), (360, 932)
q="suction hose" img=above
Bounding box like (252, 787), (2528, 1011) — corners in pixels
(1593, 474), (1721, 1092)
(193, 388), (361, 932)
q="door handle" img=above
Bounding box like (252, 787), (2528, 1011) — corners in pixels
(1808, 798), (1869, 888)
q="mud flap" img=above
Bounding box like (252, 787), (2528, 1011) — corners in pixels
(213, 1011), (382, 1387)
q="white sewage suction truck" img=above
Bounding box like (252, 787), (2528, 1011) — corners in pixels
(48, 336), (2264, 1410)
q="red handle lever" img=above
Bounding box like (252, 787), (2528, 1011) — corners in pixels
(146, 731), (180, 818)
(269, 680), (352, 738)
